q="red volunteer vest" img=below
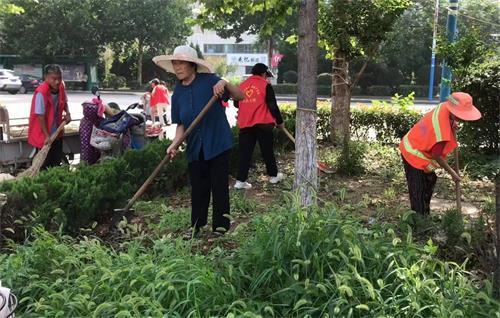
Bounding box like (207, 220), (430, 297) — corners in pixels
(150, 84), (170, 107)
(28, 81), (66, 148)
(237, 75), (276, 129)
(399, 103), (457, 172)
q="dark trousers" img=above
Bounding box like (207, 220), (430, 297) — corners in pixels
(237, 124), (278, 182)
(40, 138), (63, 170)
(402, 156), (437, 215)
(188, 150), (230, 232)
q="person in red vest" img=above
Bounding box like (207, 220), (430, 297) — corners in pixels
(234, 63), (284, 189)
(150, 78), (170, 126)
(28, 64), (71, 169)
(399, 92), (481, 215)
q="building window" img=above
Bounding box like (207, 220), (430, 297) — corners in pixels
(204, 44), (225, 53)
(204, 44), (259, 54)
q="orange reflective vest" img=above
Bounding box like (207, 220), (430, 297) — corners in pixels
(237, 75), (275, 129)
(399, 103), (457, 172)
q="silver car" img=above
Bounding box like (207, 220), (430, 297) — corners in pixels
(0, 69), (22, 94)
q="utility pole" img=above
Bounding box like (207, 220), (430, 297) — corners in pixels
(428, 0), (440, 101)
(439, 0), (459, 102)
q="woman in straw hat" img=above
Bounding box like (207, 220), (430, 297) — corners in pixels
(399, 92), (482, 215)
(153, 45), (244, 237)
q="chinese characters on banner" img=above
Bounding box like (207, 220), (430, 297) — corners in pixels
(226, 54), (268, 66)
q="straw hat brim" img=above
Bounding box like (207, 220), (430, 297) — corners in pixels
(443, 100), (482, 121)
(153, 54), (213, 74)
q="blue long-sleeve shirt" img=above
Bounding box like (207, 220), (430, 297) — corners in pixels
(171, 73), (232, 162)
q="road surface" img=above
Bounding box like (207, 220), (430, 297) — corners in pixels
(0, 90), (436, 121)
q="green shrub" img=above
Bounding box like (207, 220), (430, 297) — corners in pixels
(278, 93), (420, 145)
(282, 70), (298, 83)
(457, 60), (500, 154)
(459, 151), (500, 180)
(273, 84), (438, 97)
(102, 73), (126, 89)
(396, 84), (439, 97)
(273, 84), (331, 96)
(351, 94), (421, 144)
(317, 73), (332, 86)
(273, 83), (297, 95)
(317, 84), (331, 96)
(0, 140), (188, 236)
(442, 209), (465, 247)
(336, 141), (367, 176)
(126, 80), (143, 90)
(351, 86), (363, 95)
(367, 85), (393, 96)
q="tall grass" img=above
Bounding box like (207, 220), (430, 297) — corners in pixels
(1, 199), (498, 317)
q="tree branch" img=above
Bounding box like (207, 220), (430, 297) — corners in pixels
(350, 59), (369, 91)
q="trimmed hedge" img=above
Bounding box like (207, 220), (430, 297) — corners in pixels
(0, 128), (256, 238)
(278, 100), (421, 144)
(0, 140), (188, 236)
(273, 84), (331, 96)
(273, 84), (439, 97)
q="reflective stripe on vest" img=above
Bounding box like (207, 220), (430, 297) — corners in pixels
(432, 103), (443, 142)
(403, 134), (438, 172)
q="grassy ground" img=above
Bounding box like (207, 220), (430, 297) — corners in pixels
(1, 142), (498, 317)
(98, 142), (496, 275)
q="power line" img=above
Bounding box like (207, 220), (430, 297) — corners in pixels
(460, 13), (500, 28)
(444, 7), (500, 28)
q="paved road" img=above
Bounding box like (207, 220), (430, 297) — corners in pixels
(1, 90), (437, 147)
(0, 90), (436, 121)
(0, 91), (239, 140)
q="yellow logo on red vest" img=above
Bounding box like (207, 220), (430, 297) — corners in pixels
(243, 84), (261, 104)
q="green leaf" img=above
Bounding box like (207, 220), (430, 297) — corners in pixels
(293, 299), (309, 311)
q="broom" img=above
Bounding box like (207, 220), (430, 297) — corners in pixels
(18, 122), (67, 178)
(281, 126), (334, 173)
(453, 131), (462, 212)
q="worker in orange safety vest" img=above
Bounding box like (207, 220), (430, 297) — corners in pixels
(399, 92), (482, 215)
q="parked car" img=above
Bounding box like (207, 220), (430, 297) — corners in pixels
(0, 69), (22, 94)
(18, 74), (41, 94)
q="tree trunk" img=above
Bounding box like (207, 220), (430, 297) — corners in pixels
(494, 172), (500, 299)
(330, 51), (351, 149)
(137, 40), (144, 85)
(295, 0), (318, 207)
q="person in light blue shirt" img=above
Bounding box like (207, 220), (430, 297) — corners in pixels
(156, 45), (244, 237)
(34, 91), (60, 134)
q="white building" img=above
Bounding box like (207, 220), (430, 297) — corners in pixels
(186, 25), (269, 77)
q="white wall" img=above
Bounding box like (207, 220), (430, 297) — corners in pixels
(186, 25), (267, 77)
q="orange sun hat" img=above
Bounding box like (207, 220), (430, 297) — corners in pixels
(443, 92), (482, 121)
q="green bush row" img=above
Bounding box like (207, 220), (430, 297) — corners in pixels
(1, 204), (498, 317)
(273, 84), (332, 96)
(0, 127), (257, 238)
(101, 73), (127, 89)
(0, 140), (188, 236)
(273, 84), (439, 97)
(278, 96), (421, 145)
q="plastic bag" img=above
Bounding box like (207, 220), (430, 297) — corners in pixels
(90, 125), (119, 151)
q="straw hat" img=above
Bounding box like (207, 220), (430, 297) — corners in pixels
(443, 92), (481, 121)
(153, 45), (213, 74)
